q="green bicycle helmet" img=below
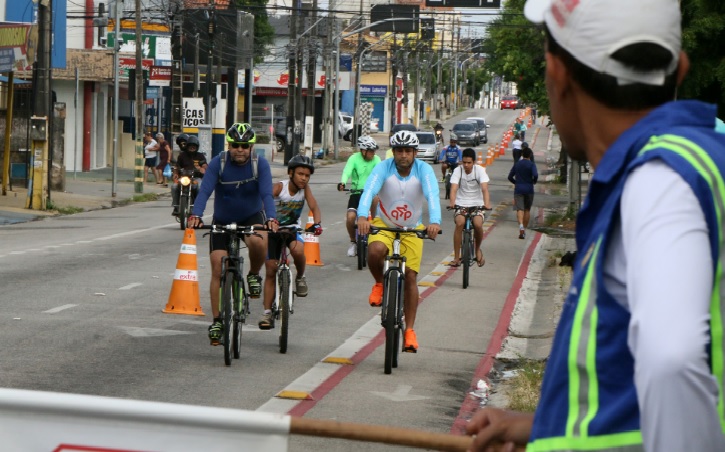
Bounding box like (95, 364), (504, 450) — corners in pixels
(226, 123), (257, 144)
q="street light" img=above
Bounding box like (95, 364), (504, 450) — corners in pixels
(332, 18), (416, 159)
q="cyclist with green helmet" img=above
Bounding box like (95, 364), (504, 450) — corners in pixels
(188, 123), (278, 345)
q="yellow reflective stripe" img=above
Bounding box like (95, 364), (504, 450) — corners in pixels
(567, 239), (601, 438)
(527, 431), (643, 452)
(639, 134), (725, 432)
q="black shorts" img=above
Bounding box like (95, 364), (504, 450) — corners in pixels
(209, 211), (266, 253)
(347, 192), (363, 211)
(267, 229), (304, 260)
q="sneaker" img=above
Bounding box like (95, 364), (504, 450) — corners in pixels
(439, 176), (445, 182)
(247, 274), (262, 298)
(295, 275), (308, 297)
(172, 206), (179, 216)
(258, 311), (274, 330)
(208, 320), (223, 345)
(369, 283), (383, 307)
(519, 229), (525, 240)
(347, 242), (357, 257)
(403, 329), (418, 353)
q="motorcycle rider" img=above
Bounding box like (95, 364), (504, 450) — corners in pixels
(433, 121), (444, 144)
(171, 135), (207, 216)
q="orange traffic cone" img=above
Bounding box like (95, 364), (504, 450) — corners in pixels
(303, 211), (323, 266)
(163, 228), (205, 316)
(486, 149), (493, 166)
(477, 151), (484, 166)
(499, 141), (506, 156)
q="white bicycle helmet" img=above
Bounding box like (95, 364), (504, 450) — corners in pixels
(390, 130), (419, 148)
(357, 135), (378, 151)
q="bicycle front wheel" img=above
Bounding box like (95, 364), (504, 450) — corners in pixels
(220, 271), (234, 366)
(278, 270), (291, 354)
(357, 234), (366, 270)
(382, 270), (401, 375)
(462, 230), (472, 289)
(232, 279), (243, 359)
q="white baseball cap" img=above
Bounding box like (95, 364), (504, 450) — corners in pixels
(524, 0), (681, 86)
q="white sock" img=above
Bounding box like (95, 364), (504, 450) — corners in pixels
(264, 309), (271, 314)
(519, 224), (524, 229)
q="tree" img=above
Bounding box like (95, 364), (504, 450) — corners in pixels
(680, 0), (725, 114)
(479, 0), (547, 112)
(231, 0), (275, 63)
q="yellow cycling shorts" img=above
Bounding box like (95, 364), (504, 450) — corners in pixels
(367, 217), (425, 273)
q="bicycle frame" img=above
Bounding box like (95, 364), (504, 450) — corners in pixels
(270, 225), (302, 354)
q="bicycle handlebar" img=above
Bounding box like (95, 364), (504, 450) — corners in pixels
(368, 226), (442, 239)
(198, 224), (271, 234)
(447, 205), (492, 212)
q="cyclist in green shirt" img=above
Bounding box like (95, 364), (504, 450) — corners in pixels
(337, 135), (382, 257)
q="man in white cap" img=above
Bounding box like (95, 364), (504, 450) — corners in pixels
(466, 1), (725, 451)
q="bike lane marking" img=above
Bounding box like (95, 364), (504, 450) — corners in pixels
(256, 214), (502, 417)
(448, 231), (543, 435)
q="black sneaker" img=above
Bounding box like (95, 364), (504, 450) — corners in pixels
(172, 207), (179, 216)
(208, 320), (222, 345)
(519, 229), (526, 240)
(247, 274), (262, 298)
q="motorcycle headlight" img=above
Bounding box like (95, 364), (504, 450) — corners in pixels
(180, 176), (191, 186)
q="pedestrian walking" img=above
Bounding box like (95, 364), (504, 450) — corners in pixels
(142, 132), (159, 184)
(507, 147), (537, 239)
(154, 132), (171, 187)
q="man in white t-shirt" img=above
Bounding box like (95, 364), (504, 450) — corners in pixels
(143, 132), (159, 183)
(449, 147), (491, 267)
(511, 133), (523, 163)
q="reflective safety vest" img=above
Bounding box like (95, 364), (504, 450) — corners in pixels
(528, 102), (725, 452)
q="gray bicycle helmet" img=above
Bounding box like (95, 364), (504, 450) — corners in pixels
(288, 154), (315, 174)
(186, 135), (200, 150)
(390, 130), (419, 148)
(176, 133), (189, 147)
(357, 135), (378, 151)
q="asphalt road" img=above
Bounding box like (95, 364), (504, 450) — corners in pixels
(0, 108), (535, 450)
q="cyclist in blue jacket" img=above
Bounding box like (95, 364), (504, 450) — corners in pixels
(438, 137), (461, 182)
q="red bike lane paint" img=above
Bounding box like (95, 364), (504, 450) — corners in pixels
(449, 231), (543, 436)
(288, 222), (500, 418)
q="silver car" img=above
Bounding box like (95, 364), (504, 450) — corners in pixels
(415, 132), (440, 163)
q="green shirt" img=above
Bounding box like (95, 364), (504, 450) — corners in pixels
(340, 152), (381, 191)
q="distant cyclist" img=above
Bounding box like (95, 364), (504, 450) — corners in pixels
(448, 148), (491, 267)
(260, 155), (322, 329)
(171, 135), (207, 215)
(439, 136), (462, 181)
(357, 130), (441, 353)
(187, 123), (278, 344)
(338, 135), (381, 257)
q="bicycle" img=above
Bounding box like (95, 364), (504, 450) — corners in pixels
(448, 205), (491, 289)
(442, 162), (458, 200)
(343, 189), (368, 270)
(368, 225), (441, 375)
(268, 225), (303, 354)
(201, 223), (265, 366)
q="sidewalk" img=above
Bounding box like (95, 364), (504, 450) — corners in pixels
(0, 160), (289, 225)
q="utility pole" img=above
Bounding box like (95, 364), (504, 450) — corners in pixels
(285, 2), (299, 164)
(112, 0), (122, 197)
(205, 1), (216, 126)
(134, 0), (144, 193)
(304, 0), (317, 138)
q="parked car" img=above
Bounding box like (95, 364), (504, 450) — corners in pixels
(500, 95), (519, 110)
(414, 132), (439, 163)
(343, 118), (381, 141)
(460, 119), (482, 146)
(390, 123), (418, 136)
(450, 122), (478, 146)
(466, 117), (490, 144)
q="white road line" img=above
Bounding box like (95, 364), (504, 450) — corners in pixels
(255, 316), (382, 414)
(43, 304), (78, 314)
(118, 282), (143, 290)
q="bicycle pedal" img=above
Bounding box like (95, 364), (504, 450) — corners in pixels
(210, 339), (221, 346)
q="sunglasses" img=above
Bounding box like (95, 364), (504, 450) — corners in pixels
(230, 143), (251, 149)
